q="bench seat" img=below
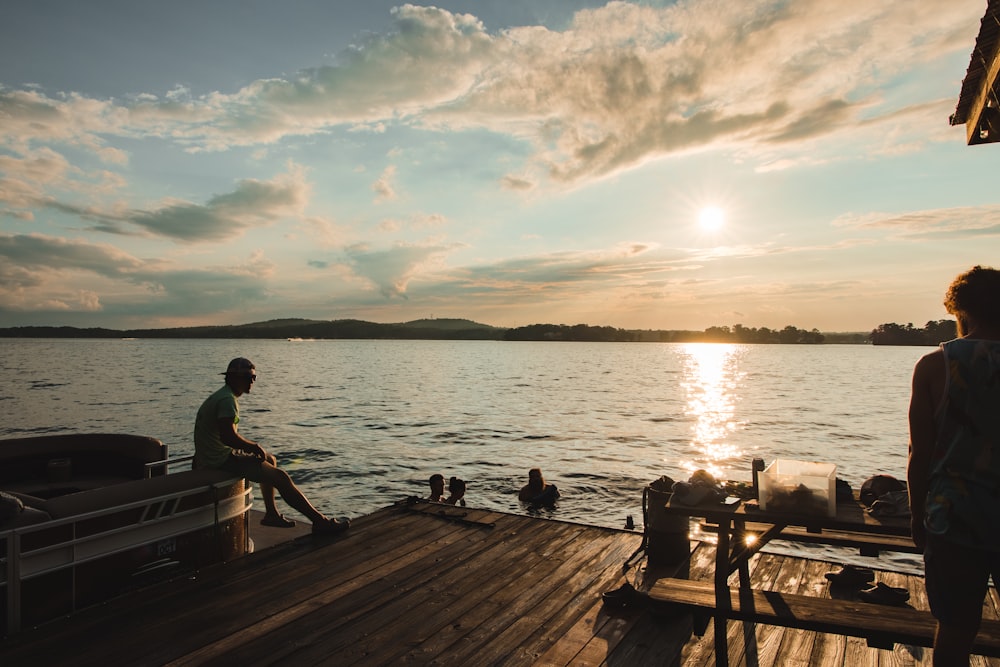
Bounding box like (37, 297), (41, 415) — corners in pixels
(698, 520), (920, 556)
(648, 577), (1000, 657)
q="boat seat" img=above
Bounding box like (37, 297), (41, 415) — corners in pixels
(15, 469), (241, 520)
(0, 491), (52, 529)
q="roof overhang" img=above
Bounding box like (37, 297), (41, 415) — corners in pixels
(950, 0), (1000, 144)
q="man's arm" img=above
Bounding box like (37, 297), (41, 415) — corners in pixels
(217, 417), (267, 459)
(907, 350), (943, 550)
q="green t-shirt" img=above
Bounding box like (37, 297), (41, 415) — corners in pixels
(194, 384), (240, 468)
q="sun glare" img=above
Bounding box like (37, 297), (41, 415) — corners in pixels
(698, 206), (725, 232)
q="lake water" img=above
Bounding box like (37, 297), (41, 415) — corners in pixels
(0, 338), (930, 572)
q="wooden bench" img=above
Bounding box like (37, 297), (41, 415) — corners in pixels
(647, 577), (1000, 657)
(698, 519), (920, 556)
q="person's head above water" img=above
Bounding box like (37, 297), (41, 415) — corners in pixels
(429, 473), (445, 499)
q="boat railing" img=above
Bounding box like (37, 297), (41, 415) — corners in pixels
(2, 473), (251, 635)
(144, 454), (194, 476)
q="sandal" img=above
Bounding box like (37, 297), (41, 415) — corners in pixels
(824, 564), (875, 588)
(312, 517), (350, 536)
(602, 582), (644, 608)
(260, 514), (296, 528)
(858, 581), (910, 606)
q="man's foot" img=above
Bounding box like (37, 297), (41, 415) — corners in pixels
(312, 516), (350, 536)
(260, 513), (296, 528)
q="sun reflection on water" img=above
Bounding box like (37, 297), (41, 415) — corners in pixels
(678, 343), (746, 479)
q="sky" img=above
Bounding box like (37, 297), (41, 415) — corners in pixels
(1, 0), (997, 333)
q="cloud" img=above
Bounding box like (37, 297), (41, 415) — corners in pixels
(372, 164), (398, 202)
(344, 241), (460, 298)
(2, 162), (312, 243)
(0, 1), (980, 189)
(0, 232), (271, 318)
(832, 205), (1000, 239)
(500, 175), (534, 191)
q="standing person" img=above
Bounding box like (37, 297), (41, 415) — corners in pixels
(194, 357), (349, 536)
(908, 265), (1000, 665)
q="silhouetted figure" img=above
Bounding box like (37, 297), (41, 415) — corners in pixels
(518, 467), (559, 505)
(194, 357), (349, 536)
(446, 476), (466, 506)
(428, 473), (445, 502)
(908, 266), (1000, 665)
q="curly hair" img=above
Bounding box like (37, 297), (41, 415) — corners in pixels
(944, 265), (1000, 332)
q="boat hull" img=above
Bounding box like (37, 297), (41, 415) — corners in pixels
(1, 434), (251, 635)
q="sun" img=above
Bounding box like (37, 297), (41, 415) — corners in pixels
(698, 206), (725, 232)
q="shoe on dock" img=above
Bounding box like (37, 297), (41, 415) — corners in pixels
(312, 517), (350, 536)
(601, 582), (644, 608)
(858, 581), (910, 606)
(824, 564), (875, 588)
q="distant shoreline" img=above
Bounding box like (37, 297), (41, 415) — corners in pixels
(0, 318), (881, 344)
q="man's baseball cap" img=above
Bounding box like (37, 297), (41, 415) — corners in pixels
(221, 357), (255, 375)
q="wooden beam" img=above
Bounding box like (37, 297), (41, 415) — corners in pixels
(966, 35), (1000, 144)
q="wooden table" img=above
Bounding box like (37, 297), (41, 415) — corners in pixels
(658, 496), (912, 666)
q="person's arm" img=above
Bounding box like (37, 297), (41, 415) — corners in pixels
(217, 417), (267, 459)
(907, 350), (943, 550)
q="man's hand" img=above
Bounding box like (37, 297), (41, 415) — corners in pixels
(910, 514), (926, 551)
(246, 442), (266, 460)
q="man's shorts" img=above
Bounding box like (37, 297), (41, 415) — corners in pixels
(218, 452), (266, 482)
(925, 533), (1000, 626)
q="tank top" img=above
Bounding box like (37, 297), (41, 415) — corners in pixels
(925, 338), (1000, 548)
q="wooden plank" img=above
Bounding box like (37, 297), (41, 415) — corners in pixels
(531, 596), (647, 667)
(326, 522), (595, 665)
(649, 577), (1000, 657)
(201, 510), (538, 666)
(430, 529), (638, 665)
(158, 507), (493, 666)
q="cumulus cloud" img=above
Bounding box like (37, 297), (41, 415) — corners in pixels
(372, 165), (398, 202)
(5, 163), (312, 243)
(0, 1), (980, 188)
(0, 231), (271, 317)
(344, 241), (460, 298)
(130, 163), (309, 241)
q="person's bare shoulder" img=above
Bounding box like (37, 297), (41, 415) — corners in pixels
(911, 348), (946, 412)
(913, 348), (944, 381)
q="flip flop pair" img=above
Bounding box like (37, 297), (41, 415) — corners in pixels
(824, 564), (875, 588)
(858, 581), (910, 606)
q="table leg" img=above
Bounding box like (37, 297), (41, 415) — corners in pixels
(734, 518), (758, 665)
(714, 518), (731, 667)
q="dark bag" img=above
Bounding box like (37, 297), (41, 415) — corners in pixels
(859, 474), (905, 508)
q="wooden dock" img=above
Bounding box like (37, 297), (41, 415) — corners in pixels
(2, 500), (994, 666)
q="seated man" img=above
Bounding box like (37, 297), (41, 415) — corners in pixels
(194, 357), (348, 536)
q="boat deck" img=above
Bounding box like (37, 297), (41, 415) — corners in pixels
(1, 500), (983, 666)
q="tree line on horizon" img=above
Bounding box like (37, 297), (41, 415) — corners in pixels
(0, 317), (955, 345)
(868, 319), (957, 346)
(501, 323), (829, 343)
